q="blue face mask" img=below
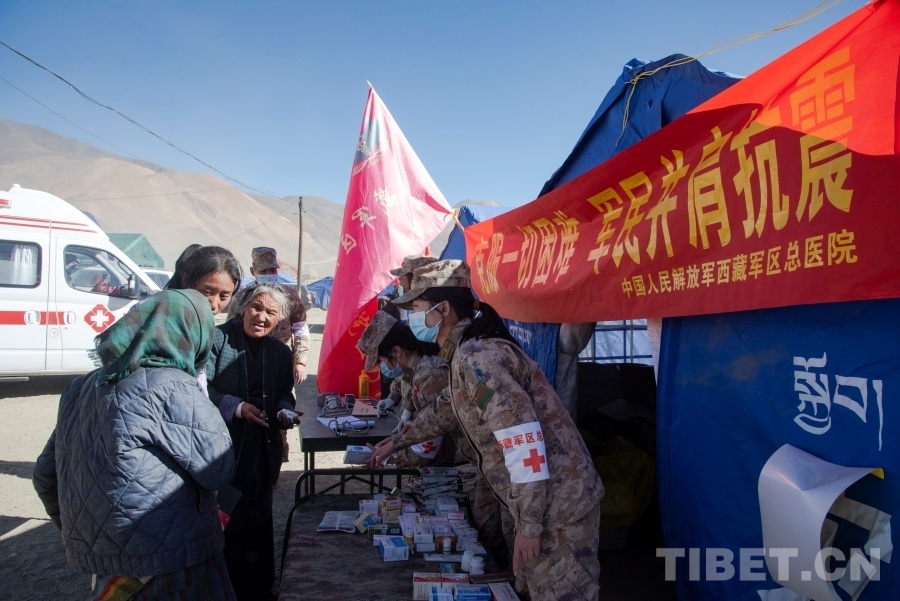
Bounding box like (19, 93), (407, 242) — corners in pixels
(408, 304), (442, 343)
(255, 273), (278, 283)
(379, 357), (403, 379)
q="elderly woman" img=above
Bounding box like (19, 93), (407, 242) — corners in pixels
(205, 283), (300, 601)
(32, 289), (236, 600)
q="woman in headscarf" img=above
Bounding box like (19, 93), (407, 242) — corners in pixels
(205, 283), (300, 601)
(32, 289), (236, 601)
(372, 260), (604, 601)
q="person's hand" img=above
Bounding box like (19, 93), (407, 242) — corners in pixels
(363, 443), (382, 468)
(293, 364), (307, 384)
(513, 533), (541, 576)
(376, 398), (395, 416)
(240, 404), (269, 428)
(277, 409), (302, 428)
(369, 439), (396, 467)
(391, 409), (412, 434)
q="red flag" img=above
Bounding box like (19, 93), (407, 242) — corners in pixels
(465, 1), (900, 322)
(318, 86), (452, 396)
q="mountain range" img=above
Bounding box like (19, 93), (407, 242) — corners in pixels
(0, 118), (503, 280)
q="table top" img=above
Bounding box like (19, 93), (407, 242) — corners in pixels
(297, 393), (400, 454)
(279, 493), (435, 601)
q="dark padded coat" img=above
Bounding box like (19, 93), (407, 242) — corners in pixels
(32, 368), (235, 576)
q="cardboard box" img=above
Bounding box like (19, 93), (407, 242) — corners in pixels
(488, 582), (521, 601)
(412, 572), (442, 600)
(380, 496), (402, 512)
(378, 536), (410, 562)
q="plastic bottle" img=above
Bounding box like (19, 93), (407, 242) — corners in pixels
(468, 556), (484, 575)
(461, 549), (475, 572)
(358, 371), (369, 398)
(442, 537), (452, 554)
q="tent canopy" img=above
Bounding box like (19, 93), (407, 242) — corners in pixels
(107, 233), (164, 269)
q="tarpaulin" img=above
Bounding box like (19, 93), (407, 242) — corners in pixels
(465, 2), (900, 322)
(318, 87), (452, 396)
(657, 298), (899, 600)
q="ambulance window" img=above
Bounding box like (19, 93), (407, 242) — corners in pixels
(64, 245), (135, 297)
(0, 240), (41, 288)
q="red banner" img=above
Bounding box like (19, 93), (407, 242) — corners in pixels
(319, 87), (452, 396)
(465, 2), (900, 322)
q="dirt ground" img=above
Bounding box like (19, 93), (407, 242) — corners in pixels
(0, 308), (340, 601)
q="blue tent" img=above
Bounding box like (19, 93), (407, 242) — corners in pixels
(540, 54), (739, 194)
(307, 276), (333, 310)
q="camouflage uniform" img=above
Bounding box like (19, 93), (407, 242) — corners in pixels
(393, 318), (604, 601)
(387, 353), (457, 468)
(357, 312), (455, 468)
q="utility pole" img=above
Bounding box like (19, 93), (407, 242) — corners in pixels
(297, 196), (303, 293)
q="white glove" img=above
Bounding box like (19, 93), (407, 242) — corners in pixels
(391, 409), (413, 434)
(377, 398), (395, 416)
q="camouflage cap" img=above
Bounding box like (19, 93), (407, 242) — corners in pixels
(357, 310), (398, 370)
(389, 254), (439, 277)
(393, 259), (471, 309)
(251, 246), (279, 271)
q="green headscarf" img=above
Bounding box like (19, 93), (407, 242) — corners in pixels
(92, 289), (215, 387)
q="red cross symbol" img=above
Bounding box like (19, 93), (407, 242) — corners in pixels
(522, 448), (546, 473)
(84, 304), (116, 333)
(420, 441), (438, 454)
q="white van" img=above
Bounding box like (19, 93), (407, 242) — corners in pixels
(0, 184), (160, 379)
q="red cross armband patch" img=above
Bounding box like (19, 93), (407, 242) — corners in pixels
(411, 436), (443, 459)
(493, 421), (550, 483)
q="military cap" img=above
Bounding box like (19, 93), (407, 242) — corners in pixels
(389, 254), (439, 277)
(251, 246), (279, 272)
(393, 259), (471, 309)
(357, 310), (398, 370)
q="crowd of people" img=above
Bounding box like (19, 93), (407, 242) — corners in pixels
(32, 246), (605, 601)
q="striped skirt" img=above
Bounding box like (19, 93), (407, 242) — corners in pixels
(91, 554), (236, 601)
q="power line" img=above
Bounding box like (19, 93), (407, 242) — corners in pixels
(0, 38), (286, 198)
(0, 74), (143, 160)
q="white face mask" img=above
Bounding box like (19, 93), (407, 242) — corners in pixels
(396, 285), (405, 296)
(255, 274), (278, 283)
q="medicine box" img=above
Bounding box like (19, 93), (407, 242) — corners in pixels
(428, 586), (454, 601)
(414, 523), (434, 544)
(488, 582), (521, 601)
(412, 572), (442, 600)
(380, 496), (402, 512)
(378, 536), (410, 562)
(354, 512), (377, 533)
(415, 541), (436, 553)
(359, 499), (380, 514)
(368, 524), (402, 540)
(441, 573), (469, 585)
(454, 584), (492, 601)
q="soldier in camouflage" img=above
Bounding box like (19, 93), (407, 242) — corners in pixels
(357, 310), (456, 467)
(373, 260), (604, 601)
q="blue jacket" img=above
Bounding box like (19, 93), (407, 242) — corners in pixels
(32, 368), (235, 577)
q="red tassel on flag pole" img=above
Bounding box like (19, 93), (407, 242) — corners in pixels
(318, 85), (453, 396)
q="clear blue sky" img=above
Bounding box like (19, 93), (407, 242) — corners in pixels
(0, 0), (863, 208)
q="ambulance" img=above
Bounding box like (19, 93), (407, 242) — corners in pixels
(0, 184), (160, 379)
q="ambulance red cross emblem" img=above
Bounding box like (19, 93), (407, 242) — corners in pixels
(84, 304), (115, 333)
